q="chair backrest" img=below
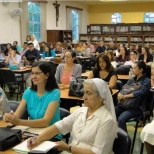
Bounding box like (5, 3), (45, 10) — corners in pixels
(9, 101), (28, 119)
(113, 127), (131, 154)
(0, 69), (17, 83)
(116, 80), (123, 91)
(60, 108), (70, 120)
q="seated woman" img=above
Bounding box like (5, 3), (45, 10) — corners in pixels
(106, 50), (118, 68)
(115, 61), (151, 132)
(88, 53), (117, 89)
(42, 45), (56, 59)
(55, 50), (82, 89)
(3, 62), (61, 131)
(140, 119), (154, 154)
(138, 46), (153, 63)
(115, 46), (130, 64)
(140, 68), (154, 154)
(27, 78), (117, 154)
(4, 46), (21, 66)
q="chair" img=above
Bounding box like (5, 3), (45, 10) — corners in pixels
(60, 108), (70, 143)
(0, 69), (23, 100)
(128, 90), (154, 154)
(113, 127), (131, 154)
(9, 101), (28, 119)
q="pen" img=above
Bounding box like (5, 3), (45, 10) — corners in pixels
(30, 135), (37, 145)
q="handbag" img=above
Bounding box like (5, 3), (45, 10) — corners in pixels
(0, 127), (22, 151)
(68, 78), (84, 97)
(119, 82), (142, 110)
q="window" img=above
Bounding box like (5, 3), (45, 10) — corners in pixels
(28, 2), (41, 41)
(72, 10), (79, 41)
(144, 12), (154, 23)
(111, 13), (122, 23)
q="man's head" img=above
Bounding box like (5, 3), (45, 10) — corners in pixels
(28, 42), (34, 51)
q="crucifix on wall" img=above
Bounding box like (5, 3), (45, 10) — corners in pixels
(53, 1), (60, 27)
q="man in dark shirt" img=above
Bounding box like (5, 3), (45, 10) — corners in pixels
(24, 42), (41, 60)
(95, 41), (106, 55)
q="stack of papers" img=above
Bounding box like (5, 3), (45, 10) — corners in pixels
(11, 126), (46, 137)
(13, 139), (56, 153)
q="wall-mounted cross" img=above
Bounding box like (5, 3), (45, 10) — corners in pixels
(53, 1), (60, 27)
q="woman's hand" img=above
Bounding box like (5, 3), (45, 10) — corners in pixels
(118, 93), (124, 101)
(3, 112), (19, 125)
(27, 136), (41, 150)
(55, 141), (68, 152)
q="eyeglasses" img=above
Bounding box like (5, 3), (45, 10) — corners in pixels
(31, 72), (43, 75)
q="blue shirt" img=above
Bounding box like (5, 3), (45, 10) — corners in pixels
(23, 88), (61, 126)
(42, 49), (56, 58)
(127, 75), (151, 98)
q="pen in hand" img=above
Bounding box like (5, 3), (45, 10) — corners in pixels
(30, 136), (37, 145)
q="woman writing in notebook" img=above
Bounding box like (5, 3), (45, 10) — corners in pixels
(3, 62), (61, 130)
(55, 50), (82, 89)
(28, 78), (117, 154)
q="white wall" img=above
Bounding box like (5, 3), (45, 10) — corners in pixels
(0, 2), (21, 44)
(46, 1), (89, 33)
(0, 1), (89, 44)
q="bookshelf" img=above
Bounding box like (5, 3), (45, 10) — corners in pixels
(47, 30), (72, 43)
(79, 23), (154, 45)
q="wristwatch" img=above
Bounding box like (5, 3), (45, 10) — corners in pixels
(67, 145), (72, 153)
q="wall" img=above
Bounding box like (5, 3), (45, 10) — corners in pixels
(46, 1), (89, 33)
(89, 2), (154, 24)
(0, 2), (21, 44)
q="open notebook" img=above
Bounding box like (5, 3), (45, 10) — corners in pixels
(11, 126), (46, 137)
(13, 139), (56, 154)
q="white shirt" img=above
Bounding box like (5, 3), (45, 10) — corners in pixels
(55, 106), (117, 154)
(140, 119), (154, 145)
(32, 40), (40, 51)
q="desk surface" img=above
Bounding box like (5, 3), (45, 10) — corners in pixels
(117, 74), (129, 80)
(0, 67), (31, 73)
(60, 88), (118, 100)
(81, 71), (90, 78)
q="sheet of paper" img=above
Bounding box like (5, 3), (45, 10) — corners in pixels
(13, 139), (56, 153)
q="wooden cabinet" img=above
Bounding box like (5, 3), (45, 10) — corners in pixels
(80, 23), (154, 45)
(60, 30), (72, 43)
(47, 30), (72, 43)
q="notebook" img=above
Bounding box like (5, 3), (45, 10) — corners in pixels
(13, 139), (56, 154)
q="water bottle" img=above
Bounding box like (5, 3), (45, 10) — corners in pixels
(70, 75), (76, 84)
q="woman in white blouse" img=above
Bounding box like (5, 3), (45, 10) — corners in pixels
(30, 34), (40, 51)
(27, 78), (117, 154)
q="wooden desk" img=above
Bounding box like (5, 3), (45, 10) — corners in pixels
(117, 74), (129, 80)
(60, 88), (118, 99)
(0, 121), (18, 154)
(81, 71), (91, 78)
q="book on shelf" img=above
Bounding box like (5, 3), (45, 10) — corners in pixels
(13, 139), (56, 154)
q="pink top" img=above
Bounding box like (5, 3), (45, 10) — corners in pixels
(61, 65), (74, 85)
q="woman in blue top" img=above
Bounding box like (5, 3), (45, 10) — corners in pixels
(4, 61), (61, 128)
(42, 45), (56, 59)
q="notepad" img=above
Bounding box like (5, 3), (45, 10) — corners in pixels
(13, 139), (56, 154)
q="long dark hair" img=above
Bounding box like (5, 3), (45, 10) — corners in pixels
(96, 52), (114, 72)
(31, 61), (58, 91)
(65, 50), (79, 64)
(135, 61), (151, 78)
